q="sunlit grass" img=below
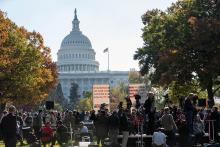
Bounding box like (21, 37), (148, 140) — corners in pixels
(0, 140), (75, 147)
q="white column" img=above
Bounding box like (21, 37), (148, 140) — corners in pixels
(76, 64), (78, 71)
(84, 65), (86, 71)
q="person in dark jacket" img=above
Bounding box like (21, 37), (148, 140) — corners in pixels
(94, 110), (109, 146)
(120, 110), (130, 147)
(144, 92), (155, 134)
(56, 120), (68, 146)
(184, 93), (195, 134)
(89, 110), (96, 121)
(210, 107), (220, 143)
(33, 110), (42, 139)
(108, 110), (120, 147)
(16, 112), (24, 146)
(0, 105), (17, 147)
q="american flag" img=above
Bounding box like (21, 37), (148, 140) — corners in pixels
(103, 48), (109, 53)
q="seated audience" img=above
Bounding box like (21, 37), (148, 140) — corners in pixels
(40, 122), (54, 147)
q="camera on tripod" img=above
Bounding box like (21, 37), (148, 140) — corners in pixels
(163, 93), (169, 102)
(118, 101), (123, 110)
(134, 94), (141, 109)
(125, 96), (132, 110)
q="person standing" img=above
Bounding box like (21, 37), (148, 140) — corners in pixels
(33, 110), (43, 139)
(210, 106), (220, 143)
(160, 107), (177, 147)
(144, 92), (156, 134)
(56, 120), (68, 146)
(25, 112), (33, 128)
(0, 105), (17, 147)
(184, 93), (195, 134)
(120, 110), (130, 147)
(94, 110), (109, 146)
(108, 110), (120, 147)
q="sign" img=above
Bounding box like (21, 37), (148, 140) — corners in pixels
(92, 84), (110, 111)
(128, 84), (147, 104)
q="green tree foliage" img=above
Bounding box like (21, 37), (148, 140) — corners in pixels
(168, 80), (207, 103)
(78, 91), (93, 111)
(110, 82), (128, 110)
(129, 69), (149, 84)
(69, 82), (79, 108)
(83, 91), (92, 99)
(134, 0), (220, 106)
(0, 11), (57, 105)
(47, 83), (67, 106)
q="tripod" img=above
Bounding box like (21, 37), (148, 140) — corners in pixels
(136, 108), (144, 147)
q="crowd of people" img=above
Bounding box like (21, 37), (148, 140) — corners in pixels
(0, 92), (219, 147)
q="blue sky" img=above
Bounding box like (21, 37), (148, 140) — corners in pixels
(0, 0), (177, 71)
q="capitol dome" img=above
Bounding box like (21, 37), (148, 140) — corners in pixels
(61, 32), (92, 49)
(57, 9), (99, 72)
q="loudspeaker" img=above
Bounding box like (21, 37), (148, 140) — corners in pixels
(198, 99), (206, 107)
(45, 101), (54, 110)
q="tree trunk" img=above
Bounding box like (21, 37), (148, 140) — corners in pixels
(207, 79), (214, 108)
(0, 103), (6, 113)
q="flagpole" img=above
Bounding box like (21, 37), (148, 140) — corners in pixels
(104, 48), (109, 72)
(108, 50), (109, 72)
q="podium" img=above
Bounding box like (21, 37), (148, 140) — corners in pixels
(79, 142), (91, 147)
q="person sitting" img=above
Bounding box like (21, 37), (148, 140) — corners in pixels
(193, 114), (205, 145)
(56, 120), (69, 146)
(79, 122), (88, 134)
(152, 128), (167, 147)
(40, 122), (54, 147)
(79, 122), (90, 138)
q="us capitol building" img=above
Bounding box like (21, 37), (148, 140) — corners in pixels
(57, 9), (129, 99)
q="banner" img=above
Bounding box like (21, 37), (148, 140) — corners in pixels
(92, 84), (110, 111)
(128, 84), (147, 104)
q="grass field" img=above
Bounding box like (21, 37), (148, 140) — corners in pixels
(0, 140), (74, 147)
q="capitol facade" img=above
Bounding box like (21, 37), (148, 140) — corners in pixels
(57, 9), (129, 99)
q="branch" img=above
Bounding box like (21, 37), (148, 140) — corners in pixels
(213, 86), (220, 95)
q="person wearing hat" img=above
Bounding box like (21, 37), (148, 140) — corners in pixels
(0, 105), (17, 147)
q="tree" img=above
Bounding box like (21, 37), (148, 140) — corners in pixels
(47, 83), (67, 106)
(78, 91), (93, 111)
(110, 82), (128, 110)
(0, 10), (57, 105)
(134, 0), (220, 107)
(83, 91), (92, 99)
(168, 80), (207, 103)
(129, 69), (149, 84)
(69, 82), (79, 108)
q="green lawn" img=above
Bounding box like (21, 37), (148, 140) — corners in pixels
(0, 140), (73, 147)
